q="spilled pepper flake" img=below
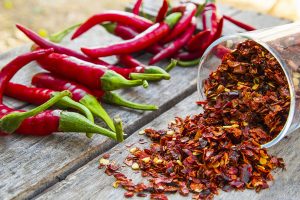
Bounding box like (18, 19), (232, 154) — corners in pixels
(102, 40), (286, 200)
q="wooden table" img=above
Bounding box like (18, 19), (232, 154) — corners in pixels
(1, 2), (299, 200)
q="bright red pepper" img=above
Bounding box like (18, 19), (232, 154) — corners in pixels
(149, 17), (196, 64)
(16, 24), (107, 65)
(102, 23), (164, 54)
(186, 29), (211, 52)
(37, 53), (145, 91)
(72, 11), (153, 40)
(117, 55), (143, 68)
(32, 72), (158, 111)
(38, 52), (169, 84)
(155, 0), (169, 22)
(0, 50), (123, 141)
(81, 12), (182, 58)
(132, 0), (143, 15)
(5, 82), (96, 137)
(223, 14), (256, 31)
(211, 16), (224, 42)
(162, 3), (197, 43)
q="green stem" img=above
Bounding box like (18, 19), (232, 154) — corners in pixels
(101, 70), (145, 91)
(130, 66), (171, 81)
(56, 96), (94, 122)
(142, 80), (149, 88)
(0, 91), (71, 134)
(165, 59), (178, 72)
(56, 95), (95, 138)
(49, 23), (82, 43)
(130, 73), (170, 81)
(195, 1), (207, 17)
(80, 94), (115, 133)
(101, 23), (116, 34)
(113, 116), (124, 142)
(165, 12), (182, 28)
(59, 111), (118, 141)
(177, 59), (201, 67)
(102, 92), (158, 111)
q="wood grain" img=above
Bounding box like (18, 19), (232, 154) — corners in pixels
(0, 2), (293, 200)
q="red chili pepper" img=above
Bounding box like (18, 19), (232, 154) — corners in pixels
(117, 55), (143, 68)
(155, 0), (169, 22)
(72, 11), (153, 40)
(5, 82), (96, 137)
(81, 12), (182, 58)
(171, 5), (186, 13)
(186, 29), (211, 52)
(202, 3), (217, 32)
(209, 3), (218, 35)
(132, 0), (143, 15)
(16, 24), (107, 65)
(0, 50), (123, 141)
(102, 23), (164, 54)
(149, 17), (196, 65)
(211, 16), (224, 42)
(196, 100), (207, 105)
(37, 53), (145, 91)
(162, 3), (197, 43)
(223, 14), (256, 31)
(32, 72), (158, 111)
(102, 23), (138, 40)
(213, 44), (231, 58)
(30, 72), (113, 131)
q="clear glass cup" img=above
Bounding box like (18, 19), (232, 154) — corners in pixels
(198, 23), (300, 148)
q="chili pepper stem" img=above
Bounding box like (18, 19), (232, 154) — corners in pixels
(0, 90), (70, 134)
(101, 23), (116, 34)
(101, 71), (145, 91)
(56, 95), (95, 138)
(142, 80), (149, 88)
(102, 92), (158, 111)
(130, 66), (171, 81)
(177, 59), (201, 67)
(114, 116), (124, 142)
(49, 23), (82, 43)
(165, 59), (178, 72)
(59, 111), (121, 141)
(80, 94), (115, 132)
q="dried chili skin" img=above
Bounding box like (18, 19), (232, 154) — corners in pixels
(102, 40), (286, 199)
(204, 40), (290, 144)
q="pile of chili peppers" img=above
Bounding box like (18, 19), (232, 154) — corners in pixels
(49, 0), (256, 68)
(100, 40), (288, 199)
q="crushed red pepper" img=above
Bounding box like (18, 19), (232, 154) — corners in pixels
(204, 40), (290, 144)
(101, 40), (287, 199)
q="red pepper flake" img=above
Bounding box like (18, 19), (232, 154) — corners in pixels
(124, 191), (134, 198)
(101, 40), (286, 200)
(102, 153), (110, 159)
(150, 193), (168, 200)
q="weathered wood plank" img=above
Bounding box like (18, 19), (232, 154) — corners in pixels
(0, 3), (292, 200)
(36, 92), (300, 200)
(0, 3), (243, 200)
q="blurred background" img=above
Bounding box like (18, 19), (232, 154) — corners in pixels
(0, 0), (299, 52)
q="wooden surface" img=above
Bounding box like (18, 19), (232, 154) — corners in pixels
(0, 1), (297, 200)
